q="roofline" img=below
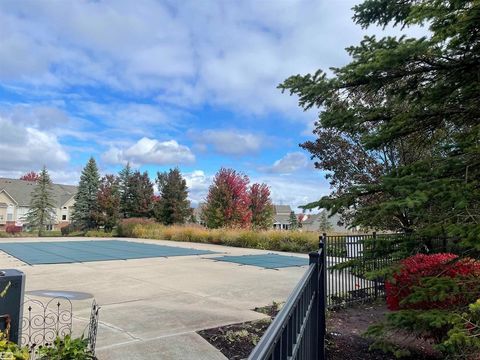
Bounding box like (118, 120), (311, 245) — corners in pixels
(0, 189), (19, 205)
(60, 194), (76, 208)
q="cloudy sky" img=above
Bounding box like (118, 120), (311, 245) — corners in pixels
(0, 0), (418, 210)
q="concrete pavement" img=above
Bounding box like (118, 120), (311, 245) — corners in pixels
(0, 237), (308, 360)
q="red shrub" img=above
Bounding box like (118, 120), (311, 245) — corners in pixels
(386, 253), (480, 311)
(5, 225), (22, 234)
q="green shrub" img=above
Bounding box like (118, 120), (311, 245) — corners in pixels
(84, 230), (116, 237)
(0, 332), (29, 360)
(38, 335), (95, 360)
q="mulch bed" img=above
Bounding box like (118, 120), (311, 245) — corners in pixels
(198, 303), (280, 360)
(327, 303), (441, 360)
(198, 302), (441, 360)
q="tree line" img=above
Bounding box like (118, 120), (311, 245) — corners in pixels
(23, 160), (275, 233)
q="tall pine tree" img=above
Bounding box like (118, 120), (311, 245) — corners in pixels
(154, 168), (191, 225)
(129, 171), (154, 218)
(25, 166), (56, 236)
(280, 0), (480, 244)
(118, 163), (134, 218)
(72, 157), (100, 230)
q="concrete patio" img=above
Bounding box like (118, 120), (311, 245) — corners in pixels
(0, 237), (308, 360)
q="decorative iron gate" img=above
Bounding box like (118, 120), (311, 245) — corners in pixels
(248, 243), (326, 360)
(21, 297), (100, 358)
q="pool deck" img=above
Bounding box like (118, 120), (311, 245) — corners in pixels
(0, 237), (309, 360)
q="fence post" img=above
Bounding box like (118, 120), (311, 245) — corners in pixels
(309, 251), (320, 360)
(373, 231), (378, 300)
(319, 240), (326, 360)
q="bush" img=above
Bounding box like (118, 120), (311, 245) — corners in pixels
(116, 221), (319, 253)
(0, 331), (29, 360)
(37, 335), (95, 360)
(116, 218), (155, 237)
(84, 229), (116, 237)
(386, 253), (480, 311)
(5, 225), (22, 235)
(367, 253), (480, 358)
(61, 224), (77, 236)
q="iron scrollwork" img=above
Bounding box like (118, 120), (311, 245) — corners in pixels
(21, 296), (73, 355)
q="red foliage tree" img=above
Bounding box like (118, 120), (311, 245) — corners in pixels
(19, 171), (40, 182)
(202, 168), (252, 228)
(386, 253), (480, 311)
(249, 183), (273, 229)
(96, 175), (121, 232)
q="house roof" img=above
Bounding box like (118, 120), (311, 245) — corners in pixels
(301, 213), (321, 225)
(273, 214), (291, 224)
(273, 204), (292, 215)
(0, 178), (78, 207)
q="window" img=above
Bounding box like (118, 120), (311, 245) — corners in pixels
(46, 224), (53, 231)
(62, 215), (67, 221)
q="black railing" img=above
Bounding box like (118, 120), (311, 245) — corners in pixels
(323, 232), (465, 308)
(248, 243), (326, 360)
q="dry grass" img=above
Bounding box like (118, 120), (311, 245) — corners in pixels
(117, 219), (329, 253)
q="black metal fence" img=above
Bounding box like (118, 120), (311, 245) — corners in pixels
(248, 244), (326, 360)
(21, 297), (100, 359)
(323, 232), (465, 308)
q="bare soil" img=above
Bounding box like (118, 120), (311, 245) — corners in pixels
(198, 302), (441, 360)
(327, 303), (441, 360)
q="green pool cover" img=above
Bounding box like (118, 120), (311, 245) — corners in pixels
(0, 240), (216, 265)
(212, 253), (308, 269)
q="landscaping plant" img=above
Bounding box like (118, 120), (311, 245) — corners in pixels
(0, 332), (29, 360)
(37, 335), (95, 360)
(366, 253), (480, 358)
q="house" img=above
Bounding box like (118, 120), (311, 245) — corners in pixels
(0, 178), (77, 231)
(300, 209), (356, 233)
(273, 204), (293, 230)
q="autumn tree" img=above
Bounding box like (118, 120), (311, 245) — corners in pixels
(249, 183), (274, 229)
(280, 0), (480, 242)
(72, 157), (100, 229)
(154, 168), (191, 225)
(202, 168), (251, 228)
(96, 175), (121, 232)
(25, 166), (56, 236)
(20, 171), (40, 182)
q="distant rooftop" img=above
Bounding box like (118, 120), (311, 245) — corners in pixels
(0, 178), (77, 207)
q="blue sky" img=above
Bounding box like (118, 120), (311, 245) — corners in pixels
(0, 0), (420, 210)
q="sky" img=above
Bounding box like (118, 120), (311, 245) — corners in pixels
(0, 0), (422, 211)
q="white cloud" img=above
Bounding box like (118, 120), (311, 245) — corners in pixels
(102, 137), (195, 166)
(252, 175), (329, 213)
(262, 152), (309, 174)
(193, 130), (265, 156)
(0, 0), (371, 117)
(183, 170), (213, 207)
(0, 116), (69, 172)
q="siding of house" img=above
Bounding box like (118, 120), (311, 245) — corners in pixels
(0, 178), (78, 231)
